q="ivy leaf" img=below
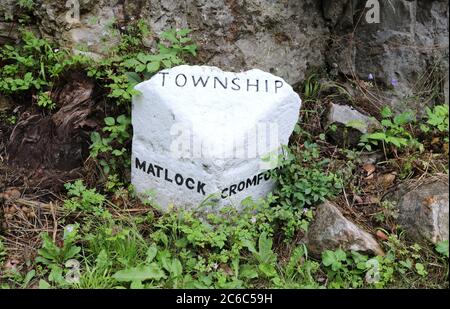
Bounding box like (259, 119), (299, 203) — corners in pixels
(334, 249), (347, 261)
(415, 263), (427, 276)
(161, 30), (178, 44)
(380, 106), (392, 118)
(322, 251), (335, 266)
(183, 44), (197, 56)
(162, 59), (172, 68)
(394, 112), (414, 125)
(179, 37), (192, 43)
(135, 63), (146, 73)
(367, 132), (386, 140)
(122, 58), (141, 68)
(435, 240), (449, 258)
(177, 28), (192, 36)
(322, 250), (343, 271)
(137, 53), (150, 63)
(346, 120), (365, 131)
(104, 117), (115, 126)
(117, 114), (131, 125)
(146, 61), (160, 73)
(125, 72), (141, 85)
(38, 279), (51, 289)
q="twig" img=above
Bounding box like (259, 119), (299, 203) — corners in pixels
(50, 202), (58, 242)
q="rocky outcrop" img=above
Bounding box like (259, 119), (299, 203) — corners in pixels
(304, 201), (384, 256)
(325, 0), (449, 109)
(1, 0), (448, 109)
(390, 177), (449, 244)
(326, 103), (380, 147)
(26, 0), (329, 88)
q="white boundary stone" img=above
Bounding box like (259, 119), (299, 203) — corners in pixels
(131, 65), (301, 212)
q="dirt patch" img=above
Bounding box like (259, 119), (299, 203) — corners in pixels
(4, 72), (104, 193)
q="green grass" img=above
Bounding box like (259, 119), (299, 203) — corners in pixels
(1, 177), (448, 289)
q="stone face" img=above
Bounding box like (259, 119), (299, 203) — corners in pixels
(131, 65), (301, 211)
(304, 201), (384, 257)
(395, 178), (449, 244)
(6, 1), (446, 110)
(30, 0), (329, 86)
(326, 0), (449, 110)
(326, 103), (380, 147)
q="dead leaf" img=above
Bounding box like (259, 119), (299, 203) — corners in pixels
(4, 258), (20, 271)
(112, 194), (124, 208)
(431, 137), (440, 145)
(366, 196), (380, 204)
(2, 188), (21, 200)
(376, 230), (388, 241)
(423, 196), (437, 209)
(364, 173), (374, 180)
(362, 163), (376, 176)
(354, 194), (364, 204)
(380, 173), (396, 187)
(219, 264), (234, 276)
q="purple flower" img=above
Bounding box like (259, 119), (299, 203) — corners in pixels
(391, 78), (398, 87)
(368, 73), (374, 80)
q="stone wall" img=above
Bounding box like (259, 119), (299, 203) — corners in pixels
(1, 0), (448, 109)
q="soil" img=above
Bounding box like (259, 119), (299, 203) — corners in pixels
(1, 72), (105, 194)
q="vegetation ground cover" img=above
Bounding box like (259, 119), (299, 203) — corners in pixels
(0, 17), (448, 289)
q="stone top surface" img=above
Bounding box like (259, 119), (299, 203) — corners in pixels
(134, 65), (298, 157)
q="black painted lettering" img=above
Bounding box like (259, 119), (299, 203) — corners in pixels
(231, 77), (241, 90)
(275, 80), (283, 93)
(175, 73), (187, 87)
(197, 181), (206, 195)
(246, 175), (257, 188)
(164, 169), (173, 183)
(192, 75), (209, 87)
(135, 158), (146, 171)
(221, 188), (229, 199)
(247, 79), (259, 92)
(185, 178), (195, 190)
(154, 165), (163, 178)
(237, 181), (245, 191)
(146, 163), (156, 176)
(264, 172), (271, 181)
(229, 184), (237, 196)
(265, 79), (269, 92)
(213, 76), (227, 89)
(257, 173), (264, 185)
(174, 173), (184, 186)
(159, 72), (169, 86)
